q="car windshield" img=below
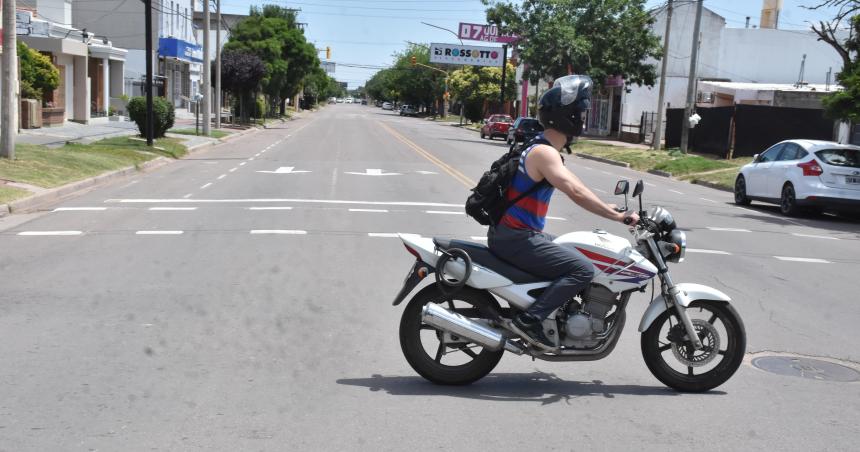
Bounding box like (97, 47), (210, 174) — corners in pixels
(491, 115), (512, 123)
(815, 149), (860, 168)
(521, 120), (543, 131)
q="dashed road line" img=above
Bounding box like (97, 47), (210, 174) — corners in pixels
(136, 230), (184, 235)
(645, 182), (656, 187)
(426, 210), (464, 215)
(791, 233), (839, 240)
(708, 227), (751, 232)
(250, 230), (307, 235)
(700, 198), (717, 203)
(149, 207), (198, 211)
(200, 183), (213, 189)
(350, 208), (389, 213)
(687, 249), (732, 255)
(229, 167), (238, 173)
(239, 162), (247, 166)
(248, 207), (294, 211)
(368, 232), (402, 238)
(669, 190), (684, 195)
(53, 207), (106, 212)
(17, 231), (82, 236)
(217, 174), (227, 180)
(182, 193), (193, 199)
(106, 198), (464, 207)
(593, 188), (608, 194)
(546, 216), (567, 221)
(774, 256), (831, 263)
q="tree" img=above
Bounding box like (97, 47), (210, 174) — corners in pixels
(225, 5), (319, 115)
(449, 63), (517, 122)
(220, 50), (266, 123)
(820, 14), (860, 122)
(483, 0), (662, 88)
(366, 69), (399, 102)
(303, 67), (342, 105)
(17, 41), (59, 101)
(806, 0), (860, 72)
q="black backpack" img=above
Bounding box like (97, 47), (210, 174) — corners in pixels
(465, 137), (552, 226)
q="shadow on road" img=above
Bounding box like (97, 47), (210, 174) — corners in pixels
(728, 203), (860, 235)
(337, 372), (718, 404)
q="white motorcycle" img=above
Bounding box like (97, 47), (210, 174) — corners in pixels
(392, 180), (746, 392)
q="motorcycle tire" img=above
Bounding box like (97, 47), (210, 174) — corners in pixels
(641, 300), (746, 393)
(399, 285), (504, 385)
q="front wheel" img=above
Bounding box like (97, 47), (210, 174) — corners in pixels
(734, 175), (751, 205)
(400, 285), (504, 385)
(641, 301), (746, 392)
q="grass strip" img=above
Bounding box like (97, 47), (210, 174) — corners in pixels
(0, 137), (186, 189)
(573, 141), (752, 176)
(168, 129), (230, 139)
(680, 168), (741, 190)
(0, 185), (31, 204)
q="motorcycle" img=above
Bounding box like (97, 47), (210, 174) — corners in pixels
(391, 179), (746, 392)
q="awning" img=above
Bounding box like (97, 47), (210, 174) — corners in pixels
(158, 37), (202, 63)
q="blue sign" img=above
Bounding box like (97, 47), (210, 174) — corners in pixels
(158, 37), (203, 63)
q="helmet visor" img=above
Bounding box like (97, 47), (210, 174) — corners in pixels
(553, 75), (593, 107)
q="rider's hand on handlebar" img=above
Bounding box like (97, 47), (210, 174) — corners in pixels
(621, 211), (640, 226)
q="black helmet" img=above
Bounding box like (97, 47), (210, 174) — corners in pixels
(538, 75), (593, 138)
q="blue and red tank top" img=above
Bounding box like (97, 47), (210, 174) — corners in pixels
(499, 137), (555, 231)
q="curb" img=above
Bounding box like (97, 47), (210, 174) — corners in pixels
(647, 169), (673, 178)
(575, 153), (631, 168)
(691, 179), (733, 192)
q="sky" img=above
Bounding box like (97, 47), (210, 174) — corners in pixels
(216, 0), (846, 89)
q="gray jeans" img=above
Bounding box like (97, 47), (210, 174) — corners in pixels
(488, 224), (595, 319)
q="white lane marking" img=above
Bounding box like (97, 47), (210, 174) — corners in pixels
(106, 198), (464, 208)
(182, 193), (193, 199)
(345, 168), (402, 176)
(349, 208), (389, 213)
(149, 207), (197, 211)
(250, 230), (307, 235)
(17, 231), (82, 236)
(669, 190), (684, 195)
(645, 182), (656, 187)
(708, 227), (751, 232)
(600, 170), (613, 175)
(229, 168), (238, 173)
(239, 162), (247, 166)
(136, 230), (184, 235)
(257, 167), (311, 174)
(470, 236), (488, 241)
(700, 198), (717, 203)
(53, 207), (106, 212)
(774, 256), (831, 263)
(546, 216), (567, 221)
(120, 180), (140, 188)
(791, 233), (839, 240)
(217, 174), (227, 180)
(426, 210), (464, 215)
(415, 170), (438, 175)
(200, 183), (213, 189)
(687, 249), (732, 255)
(255, 153), (261, 157)
(580, 166), (593, 170)
(368, 233), (401, 238)
(248, 207), (294, 211)
(593, 188), (608, 194)
(249, 157), (256, 161)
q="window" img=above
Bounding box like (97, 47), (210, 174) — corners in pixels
(776, 143), (807, 161)
(815, 149), (860, 168)
(758, 143), (784, 163)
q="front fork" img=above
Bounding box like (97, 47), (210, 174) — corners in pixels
(646, 238), (704, 350)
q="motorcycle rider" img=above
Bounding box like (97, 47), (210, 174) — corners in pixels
(488, 75), (639, 350)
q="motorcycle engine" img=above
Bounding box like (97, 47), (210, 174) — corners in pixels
(561, 286), (618, 348)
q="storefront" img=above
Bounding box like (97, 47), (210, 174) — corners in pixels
(157, 37), (202, 109)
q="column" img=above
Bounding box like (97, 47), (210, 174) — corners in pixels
(103, 58), (110, 115)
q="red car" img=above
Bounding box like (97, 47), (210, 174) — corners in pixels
(480, 114), (514, 140)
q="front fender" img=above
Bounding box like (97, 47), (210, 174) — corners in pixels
(638, 283), (732, 332)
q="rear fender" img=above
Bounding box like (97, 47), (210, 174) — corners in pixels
(398, 234), (514, 290)
(638, 283), (732, 332)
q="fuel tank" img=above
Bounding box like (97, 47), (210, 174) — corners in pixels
(554, 230), (657, 292)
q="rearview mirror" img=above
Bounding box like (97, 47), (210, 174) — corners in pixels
(632, 180), (644, 197)
(614, 180), (629, 196)
(752, 153), (760, 163)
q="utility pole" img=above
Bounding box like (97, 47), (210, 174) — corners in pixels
(680, 0), (703, 154)
(215, 0), (221, 129)
(652, 0), (673, 150)
(1, 0), (19, 158)
(144, 0), (154, 146)
(202, 0), (211, 135)
(499, 44), (508, 114)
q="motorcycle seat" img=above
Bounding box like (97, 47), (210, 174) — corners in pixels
(433, 238), (545, 285)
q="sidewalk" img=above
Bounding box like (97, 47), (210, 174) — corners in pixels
(19, 120), (139, 147)
(579, 136), (651, 150)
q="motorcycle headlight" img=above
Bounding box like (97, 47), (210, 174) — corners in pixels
(667, 229), (686, 263)
(649, 206), (677, 233)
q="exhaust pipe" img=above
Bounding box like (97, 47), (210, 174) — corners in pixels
(421, 303), (522, 354)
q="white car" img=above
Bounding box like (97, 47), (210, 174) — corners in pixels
(345, 97), (354, 104)
(734, 139), (860, 216)
(381, 102), (393, 110)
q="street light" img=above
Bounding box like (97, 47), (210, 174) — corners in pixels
(421, 22), (463, 45)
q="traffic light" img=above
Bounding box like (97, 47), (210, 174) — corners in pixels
(326, 46), (331, 60)
(410, 56), (417, 66)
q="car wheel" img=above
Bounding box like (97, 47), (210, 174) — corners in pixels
(780, 183), (802, 216)
(480, 131), (485, 139)
(734, 175), (751, 206)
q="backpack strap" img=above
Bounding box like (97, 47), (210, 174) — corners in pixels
(496, 136), (553, 222)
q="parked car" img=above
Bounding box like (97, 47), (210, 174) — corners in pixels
(345, 97), (354, 104)
(506, 117), (544, 145)
(734, 139), (860, 216)
(336, 98), (344, 103)
(361, 99), (368, 105)
(382, 102), (394, 110)
(399, 104), (418, 116)
(480, 114), (514, 140)
(375, 100), (383, 107)
(328, 97), (336, 104)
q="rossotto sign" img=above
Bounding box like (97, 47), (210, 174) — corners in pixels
(458, 23), (519, 44)
(429, 43), (504, 67)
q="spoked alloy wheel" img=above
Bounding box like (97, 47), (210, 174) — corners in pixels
(641, 301), (746, 392)
(400, 286), (504, 385)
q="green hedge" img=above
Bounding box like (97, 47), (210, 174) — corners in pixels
(127, 96), (175, 138)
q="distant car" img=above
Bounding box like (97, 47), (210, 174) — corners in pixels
(345, 97), (354, 104)
(328, 97), (336, 104)
(480, 114), (514, 140)
(375, 100), (383, 107)
(399, 104), (418, 117)
(382, 102), (394, 110)
(361, 99), (368, 105)
(336, 98), (344, 103)
(734, 139), (860, 216)
(506, 117), (544, 145)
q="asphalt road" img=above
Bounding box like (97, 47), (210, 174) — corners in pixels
(1, 105), (859, 451)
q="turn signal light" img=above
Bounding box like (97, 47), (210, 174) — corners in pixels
(797, 160), (823, 176)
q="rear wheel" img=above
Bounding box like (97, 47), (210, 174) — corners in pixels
(480, 131), (486, 139)
(780, 183), (802, 216)
(400, 285), (504, 385)
(734, 175), (751, 205)
(641, 301), (746, 392)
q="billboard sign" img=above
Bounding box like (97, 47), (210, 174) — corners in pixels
(458, 23), (519, 44)
(321, 61), (336, 74)
(430, 43), (504, 67)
